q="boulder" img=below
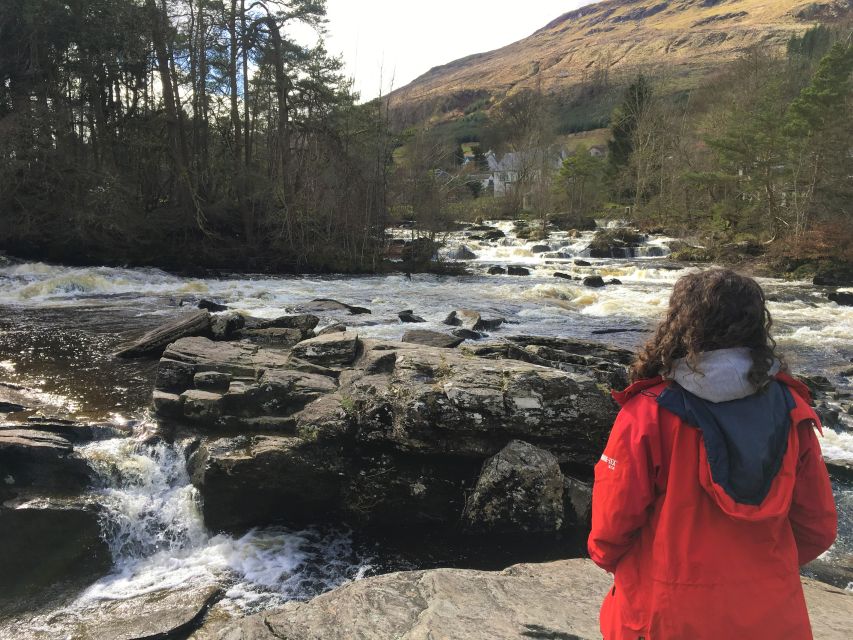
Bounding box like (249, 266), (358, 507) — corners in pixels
(553, 272), (574, 280)
(198, 299), (228, 312)
(181, 389), (224, 422)
(397, 310), (426, 323)
(354, 341), (615, 463)
(194, 371), (232, 392)
(574, 259), (592, 266)
(193, 436), (346, 532)
(0, 429), (91, 493)
(828, 291), (853, 307)
(530, 244), (551, 253)
(316, 322), (347, 336)
(402, 329), (464, 349)
(452, 328), (483, 340)
(210, 311), (245, 340)
(305, 298), (371, 315)
(115, 309), (211, 358)
(481, 229), (505, 241)
(249, 314), (320, 333)
(608, 278), (623, 285)
(443, 309), (504, 332)
(507, 266), (530, 276)
(0, 502), (111, 612)
(290, 332), (360, 367)
(487, 266), (506, 275)
(587, 228), (644, 258)
(463, 440), (565, 534)
(583, 275), (606, 288)
(450, 245), (477, 260)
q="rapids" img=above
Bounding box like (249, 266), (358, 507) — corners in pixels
(0, 221), (851, 623)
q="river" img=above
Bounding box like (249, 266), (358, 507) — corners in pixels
(1, 221), (851, 630)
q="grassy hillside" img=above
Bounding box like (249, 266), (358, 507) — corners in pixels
(389, 0), (853, 129)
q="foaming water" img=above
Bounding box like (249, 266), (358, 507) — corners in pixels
(74, 432), (369, 613)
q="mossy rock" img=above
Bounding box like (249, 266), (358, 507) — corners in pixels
(549, 213), (597, 232)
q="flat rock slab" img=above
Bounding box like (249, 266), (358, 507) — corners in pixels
(116, 310), (211, 358)
(76, 584), (220, 640)
(0, 502), (111, 611)
(401, 329), (463, 348)
(0, 429), (91, 492)
(304, 298), (371, 315)
(4, 583), (220, 640)
(196, 559), (853, 640)
(290, 332), (359, 366)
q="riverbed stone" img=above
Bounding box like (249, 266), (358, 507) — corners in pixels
(195, 436), (345, 532)
(401, 329), (463, 348)
(194, 371), (232, 392)
(397, 310), (426, 323)
(0, 501), (111, 613)
(304, 298), (371, 315)
(198, 299), (228, 312)
(487, 265), (506, 275)
(250, 313), (320, 333)
(452, 328), (483, 340)
(316, 322), (347, 335)
(115, 309), (211, 358)
(210, 311), (245, 340)
(153, 390), (183, 417)
(828, 291), (853, 306)
(180, 389), (224, 421)
(507, 266), (530, 276)
(354, 341), (615, 463)
(239, 327), (303, 347)
(443, 309), (504, 332)
(1, 583), (223, 640)
(0, 429), (92, 493)
(451, 245), (477, 260)
(463, 440), (565, 534)
(290, 332), (360, 366)
(583, 275), (606, 287)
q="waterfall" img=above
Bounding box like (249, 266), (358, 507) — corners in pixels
(75, 430), (370, 612)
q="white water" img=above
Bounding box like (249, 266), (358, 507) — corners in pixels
(1, 220), (852, 609)
(73, 433), (369, 613)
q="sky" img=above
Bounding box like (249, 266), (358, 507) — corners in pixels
(313, 1), (595, 101)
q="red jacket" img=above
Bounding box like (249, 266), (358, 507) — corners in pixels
(588, 373), (837, 640)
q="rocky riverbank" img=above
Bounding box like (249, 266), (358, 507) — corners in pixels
(141, 307), (624, 536)
(191, 558), (853, 640)
(2, 237), (851, 636)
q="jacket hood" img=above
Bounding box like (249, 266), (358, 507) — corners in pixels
(665, 347), (781, 403)
(613, 371), (817, 520)
(658, 381), (796, 512)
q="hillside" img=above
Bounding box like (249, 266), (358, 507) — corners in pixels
(389, 0), (853, 124)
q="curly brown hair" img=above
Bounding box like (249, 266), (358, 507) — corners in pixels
(630, 268), (781, 387)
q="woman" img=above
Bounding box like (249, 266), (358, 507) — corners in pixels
(588, 268), (837, 639)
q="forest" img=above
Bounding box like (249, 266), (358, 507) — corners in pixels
(0, 0), (391, 271)
(1, 1), (851, 276)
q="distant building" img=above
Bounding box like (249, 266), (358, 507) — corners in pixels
(485, 148), (570, 198)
